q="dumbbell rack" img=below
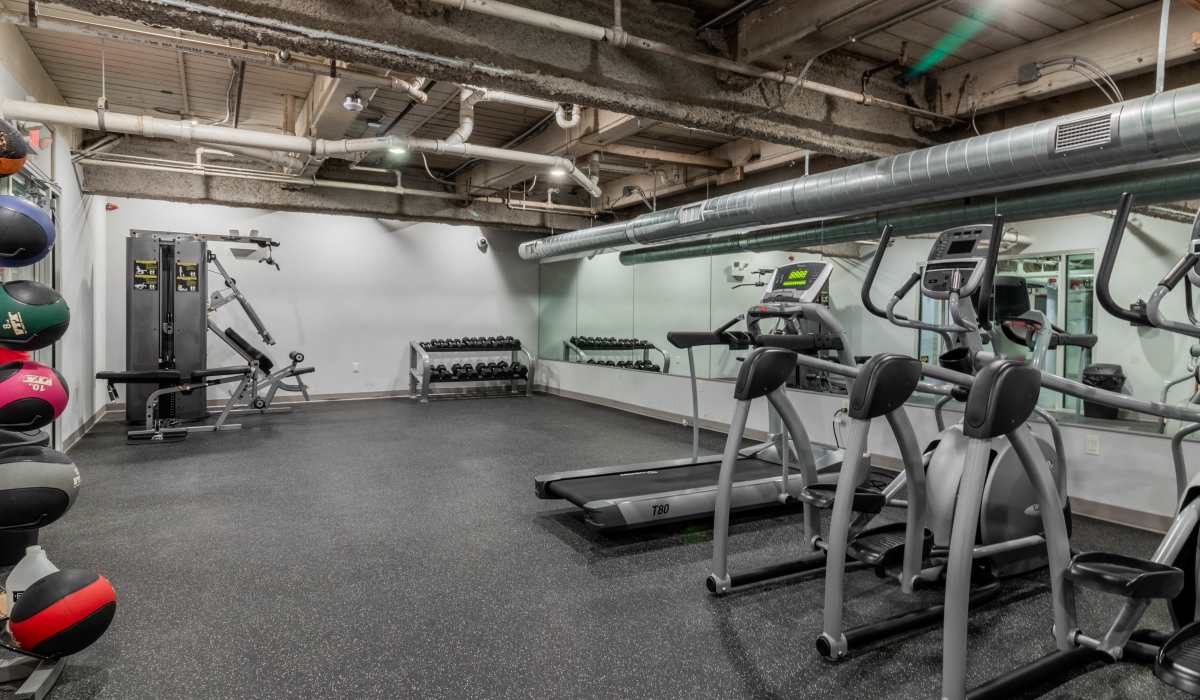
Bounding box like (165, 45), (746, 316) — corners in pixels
(409, 339), (534, 403)
(562, 338), (670, 373)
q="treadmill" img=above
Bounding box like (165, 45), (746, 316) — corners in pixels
(534, 261), (857, 529)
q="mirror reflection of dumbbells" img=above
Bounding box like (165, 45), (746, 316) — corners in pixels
(570, 336), (650, 350)
(583, 358), (662, 372)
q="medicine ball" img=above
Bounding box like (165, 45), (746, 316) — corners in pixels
(0, 120), (26, 177)
(0, 447), (78, 530)
(0, 196), (55, 268)
(8, 570), (116, 658)
(0, 281), (69, 351)
(0, 361), (68, 430)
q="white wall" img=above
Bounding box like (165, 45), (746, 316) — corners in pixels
(0, 27), (108, 448)
(102, 198), (541, 398)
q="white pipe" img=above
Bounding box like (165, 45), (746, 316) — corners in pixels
(463, 85), (582, 130)
(78, 154), (599, 214)
(1157, 0), (1172, 94)
(429, 0), (957, 124)
(555, 103), (581, 129)
(446, 87), (484, 145)
(0, 97), (602, 197)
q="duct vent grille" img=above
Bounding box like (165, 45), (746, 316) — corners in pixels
(1054, 113), (1114, 154)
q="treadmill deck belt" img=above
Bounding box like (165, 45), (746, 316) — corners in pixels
(546, 457), (786, 506)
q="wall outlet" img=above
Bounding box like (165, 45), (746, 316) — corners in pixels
(352, 362), (360, 373)
(1085, 433), (1100, 456)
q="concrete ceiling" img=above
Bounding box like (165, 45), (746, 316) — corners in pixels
(2, 0), (1192, 231)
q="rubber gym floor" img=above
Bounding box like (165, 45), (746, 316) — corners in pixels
(26, 394), (1189, 699)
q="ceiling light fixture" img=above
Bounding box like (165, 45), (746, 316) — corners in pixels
(342, 92), (365, 112)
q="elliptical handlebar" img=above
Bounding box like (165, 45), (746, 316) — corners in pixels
(862, 224), (909, 320)
(975, 213), (1005, 332)
(1096, 192), (1149, 326)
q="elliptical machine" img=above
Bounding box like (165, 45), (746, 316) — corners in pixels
(815, 216), (1072, 662)
(706, 260), (924, 594)
(948, 192), (1200, 700)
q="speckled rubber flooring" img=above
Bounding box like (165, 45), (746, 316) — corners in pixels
(18, 395), (1193, 699)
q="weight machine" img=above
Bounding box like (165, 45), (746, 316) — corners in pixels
(204, 238), (313, 413)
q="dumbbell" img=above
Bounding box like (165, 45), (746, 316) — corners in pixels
(586, 359), (596, 364)
(495, 360), (510, 378)
(511, 362), (528, 379)
(476, 362), (493, 379)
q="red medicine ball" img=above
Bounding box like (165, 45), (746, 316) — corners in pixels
(8, 570), (116, 658)
(0, 361), (68, 431)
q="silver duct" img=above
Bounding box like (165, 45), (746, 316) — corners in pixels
(520, 83), (1200, 260)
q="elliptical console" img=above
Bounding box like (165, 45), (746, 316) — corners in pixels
(921, 225), (994, 299)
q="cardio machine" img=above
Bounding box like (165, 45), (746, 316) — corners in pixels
(533, 260), (864, 530)
(815, 218), (1079, 661)
(949, 193), (1200, 700)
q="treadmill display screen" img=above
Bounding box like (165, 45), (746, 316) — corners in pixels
(772, 263), (817, 291)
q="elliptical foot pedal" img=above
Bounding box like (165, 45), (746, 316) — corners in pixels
(1157, 621), (1200, 694)
(847, 522), (932, 568)
(1065, 552), (1183, 599)
(799, 484), (886, 514)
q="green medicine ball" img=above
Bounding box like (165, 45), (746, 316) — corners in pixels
(0, 281), (69, 351)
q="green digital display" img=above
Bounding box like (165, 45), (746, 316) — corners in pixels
(782, 268), (811, 288)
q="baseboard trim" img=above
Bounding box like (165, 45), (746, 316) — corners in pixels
(537, 384), (772, 442)
(62, 406), (108, 452)
(1069, 496), (1172, 534)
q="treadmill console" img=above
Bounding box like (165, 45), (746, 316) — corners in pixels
(760, 261), (832, 305)
(922, 225), (993, 300)
(748, 261), (832, 323)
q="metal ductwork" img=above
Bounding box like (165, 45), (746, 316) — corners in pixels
(520, 83), (1200, 261)
(617, 163), (1200, 265)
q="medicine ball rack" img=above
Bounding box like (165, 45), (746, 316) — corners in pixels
(409, 336), (534, 403)
(562, 337), (670, 373)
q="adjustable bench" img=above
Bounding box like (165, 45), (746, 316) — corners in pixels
(219, 328), (315, 411)
(96, 366), (253, 443)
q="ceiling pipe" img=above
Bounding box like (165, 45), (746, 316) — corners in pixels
(616, 162), (1200, 265)
(77, 153), (599, 215)
(445, 87), (484, 145)
(462, 86), (581, 129)
(521, 82), (1200, 260)
(0, 97), (602, 197)
(426, 0), (956, 125)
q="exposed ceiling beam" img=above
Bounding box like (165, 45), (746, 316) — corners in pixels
(44, 0), (931, 157)
(736, 0), (943, 67)
(938, 1), (1200, 116)
(601, 139), (809, 209)
(595, 144), (731, 169)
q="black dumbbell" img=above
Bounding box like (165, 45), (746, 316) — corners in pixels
(511, 362), (528, 378)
